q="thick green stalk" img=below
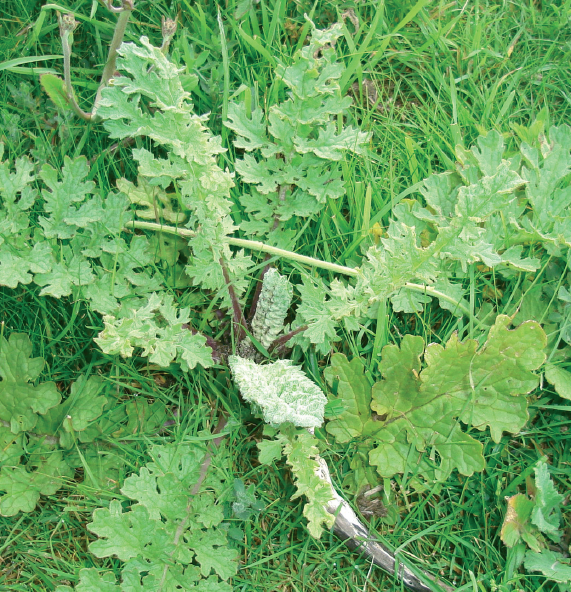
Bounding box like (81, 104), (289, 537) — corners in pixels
(126, 220), (360, 277)
(92, 3), (134, 116)
(53, 3), (133, 121)
(126, 221), (475, 322)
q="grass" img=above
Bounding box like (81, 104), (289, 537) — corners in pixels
(1, 0), (570, 591)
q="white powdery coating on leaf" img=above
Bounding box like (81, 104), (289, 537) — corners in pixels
(251, 268), (293, 349)
(229, 356), (326, 428)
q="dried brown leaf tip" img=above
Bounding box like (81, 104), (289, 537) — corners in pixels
(350, 78), (385, 112)
(341, 9), (360, 33)
(284, 19), (301, 42)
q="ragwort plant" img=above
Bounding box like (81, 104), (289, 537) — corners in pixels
(1, 5), (570, 590)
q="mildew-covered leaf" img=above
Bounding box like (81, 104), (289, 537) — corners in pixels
(229, 356), (327, 428)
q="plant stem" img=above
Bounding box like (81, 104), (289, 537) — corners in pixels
(270, 325), (308, 352)
(126, 221), (360, 277)
(230, 236), (360, 276)
(404, 283), (471, 317)
(59, 13), (92, 121)
(92, 2), (134, 117)
(247, 256), (271, 321)
(160, 16), (177, 54)
(125, 221), (476, 322)
(220, 258), (247, 343)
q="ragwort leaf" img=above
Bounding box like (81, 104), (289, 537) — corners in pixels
(95, 293), (213, 370)
(187, 530), (239, 580)
(0, 452), (72, 516)
(524, 549), (571, 583)
(0, 333), (60, 434)
(257, 438), (284, 465)
(323, 354), (375, 443)
(0, 425), (23, 465)
(294, 123), (370, 161)
(325, 316), (546, 484)
(370, 316), (545, 480)
(531, 461), (564, 540)
(89, 501), (175, 562)
(63, 376), (107, 433)
(229, 356), (327, 428)
(39, 156), (96, 239)
(84, 441), (238, 590)
(293, 276), (340, 354)
(55, 568), (120, 592)
(225, 103), (268, 151)
(35, 256), (95, 298)
(544, 364), (571, 400)
(33, 375), (107, 445)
